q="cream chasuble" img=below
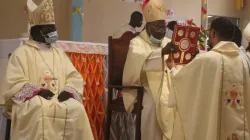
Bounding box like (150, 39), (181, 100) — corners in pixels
(0, 40), (94, 140)
(122, 30), (175, 140)
(171, 41), (250, 140)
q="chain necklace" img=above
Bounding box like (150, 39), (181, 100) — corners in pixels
(38, 48), (57, 85)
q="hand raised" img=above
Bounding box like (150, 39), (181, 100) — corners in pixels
(162, 42), (178, 56)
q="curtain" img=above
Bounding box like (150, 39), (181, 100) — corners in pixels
(67, 53), (105, 140)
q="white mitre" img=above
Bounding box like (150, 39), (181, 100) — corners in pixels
(242, 22), (250, 49)
(142, 0), (167, 22)
(27, 0), (56, 27)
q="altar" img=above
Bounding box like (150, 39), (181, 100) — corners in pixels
(0, 38), (108, 140)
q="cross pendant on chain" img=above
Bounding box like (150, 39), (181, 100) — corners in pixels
(52, 77), (58, 85)
(52, 77), (57, 80)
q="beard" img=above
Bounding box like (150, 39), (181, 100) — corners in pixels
(207, 39), (213, 51)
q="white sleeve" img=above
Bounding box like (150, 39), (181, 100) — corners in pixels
(143, 49), (167, 71)
(168, 65), (183, 107)
(62, 52), (83, 103)
(169, 65), (183, 76)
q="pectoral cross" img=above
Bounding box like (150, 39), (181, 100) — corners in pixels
(52, 77), (57, 80)
(51, 76), (58, 85)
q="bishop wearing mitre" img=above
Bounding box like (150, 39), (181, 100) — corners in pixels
(0, 0), (94, 139)
(122, 0), (177, 139)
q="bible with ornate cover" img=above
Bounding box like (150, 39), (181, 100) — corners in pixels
(171, 25), (200, 64)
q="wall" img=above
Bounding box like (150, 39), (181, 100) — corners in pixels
(82, 0), (141, 43)
(0, 0), (71, 40)
(82, 0), (241, 44)
(0, 0), (247, 43)
(0, 0), (27, 39)
(165, 0), (201, 25)
(240, 2), (250, 29)
(208, 0), (241, 18)
(82, 0), (202, 43)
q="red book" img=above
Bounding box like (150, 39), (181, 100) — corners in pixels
(171, 25), (200, 64)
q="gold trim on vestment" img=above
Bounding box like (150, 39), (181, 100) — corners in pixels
(38, 96), (45, 140)
(217, 54), (224, 140)
(63, 103), (68, 140)
(218, 53), (246, 139)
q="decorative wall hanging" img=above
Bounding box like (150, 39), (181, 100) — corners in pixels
(71, 0), (84, 41)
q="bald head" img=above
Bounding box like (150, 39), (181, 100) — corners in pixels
(130, 11), (143, 28)
(167, 21), (177, 31)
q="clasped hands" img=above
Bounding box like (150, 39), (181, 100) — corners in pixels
(37, 90), (72, 102)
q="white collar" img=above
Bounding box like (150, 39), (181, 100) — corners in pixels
(128, 24), (136, 33)
(37, 42), (53, 51)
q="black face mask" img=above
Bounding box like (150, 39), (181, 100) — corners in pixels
(30, 24), (57, 44)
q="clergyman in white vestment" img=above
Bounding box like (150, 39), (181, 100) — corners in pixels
(0, 0), (94, 139)
(122, 0), (178, 139)
(167, 17), (250, 140)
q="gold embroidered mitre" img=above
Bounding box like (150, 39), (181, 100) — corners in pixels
(142, 0), (167, 22)
(243, 22), (250, 42)
(27, 0), (56, 27)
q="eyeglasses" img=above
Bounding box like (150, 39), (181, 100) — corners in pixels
(41, 25), (57, 33)
(150, 25), (167, 33)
